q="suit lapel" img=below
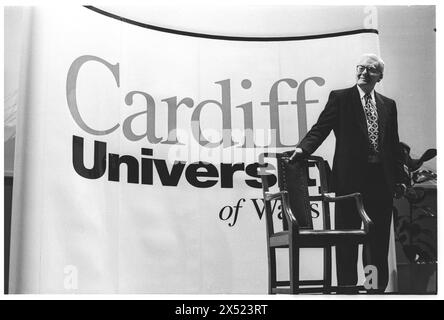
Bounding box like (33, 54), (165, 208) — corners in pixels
(351, 86), (369, 140)
(374, 91), (386, 146)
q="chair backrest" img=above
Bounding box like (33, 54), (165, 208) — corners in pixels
(277, 152), (313, 229)
(260, 152), (331, 232)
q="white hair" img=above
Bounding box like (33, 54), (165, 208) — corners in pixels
(360, 53), (385, 74)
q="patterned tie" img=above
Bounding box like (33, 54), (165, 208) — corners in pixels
(363, 93), (379, 152)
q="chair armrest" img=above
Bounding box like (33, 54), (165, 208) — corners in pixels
(264, 191), (300, 230)
(264, 191), (285, 201)
(322, 193), (373, 234)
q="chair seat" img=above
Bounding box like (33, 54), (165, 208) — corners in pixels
(270, 229), (367, 248)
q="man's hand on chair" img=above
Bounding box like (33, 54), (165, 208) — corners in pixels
(289, 147), (304, 163)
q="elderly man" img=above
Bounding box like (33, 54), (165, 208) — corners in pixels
(291, 54), (405, 293)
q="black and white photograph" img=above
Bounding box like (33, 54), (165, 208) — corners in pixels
(2, 2), (439, 304)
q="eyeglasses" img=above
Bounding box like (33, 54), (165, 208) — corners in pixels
(357, 65), (381, 74)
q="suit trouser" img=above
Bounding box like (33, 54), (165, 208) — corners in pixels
(335, 163), (393, 292)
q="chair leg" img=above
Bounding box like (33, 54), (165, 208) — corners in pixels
(268, 248), (277, 294)
(289, 246), (300, 294)
(323, 246), (332, 294)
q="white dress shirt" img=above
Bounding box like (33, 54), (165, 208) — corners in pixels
(357, 85), (376, 108)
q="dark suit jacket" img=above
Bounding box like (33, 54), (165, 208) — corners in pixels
(298, 85), (404, 194)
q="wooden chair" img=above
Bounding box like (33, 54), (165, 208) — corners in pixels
(259, 151), (373, 294)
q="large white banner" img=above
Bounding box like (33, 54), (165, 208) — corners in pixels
(9, 6), (390, 293)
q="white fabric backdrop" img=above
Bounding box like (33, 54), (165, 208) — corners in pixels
(9, 6), (396, 293)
